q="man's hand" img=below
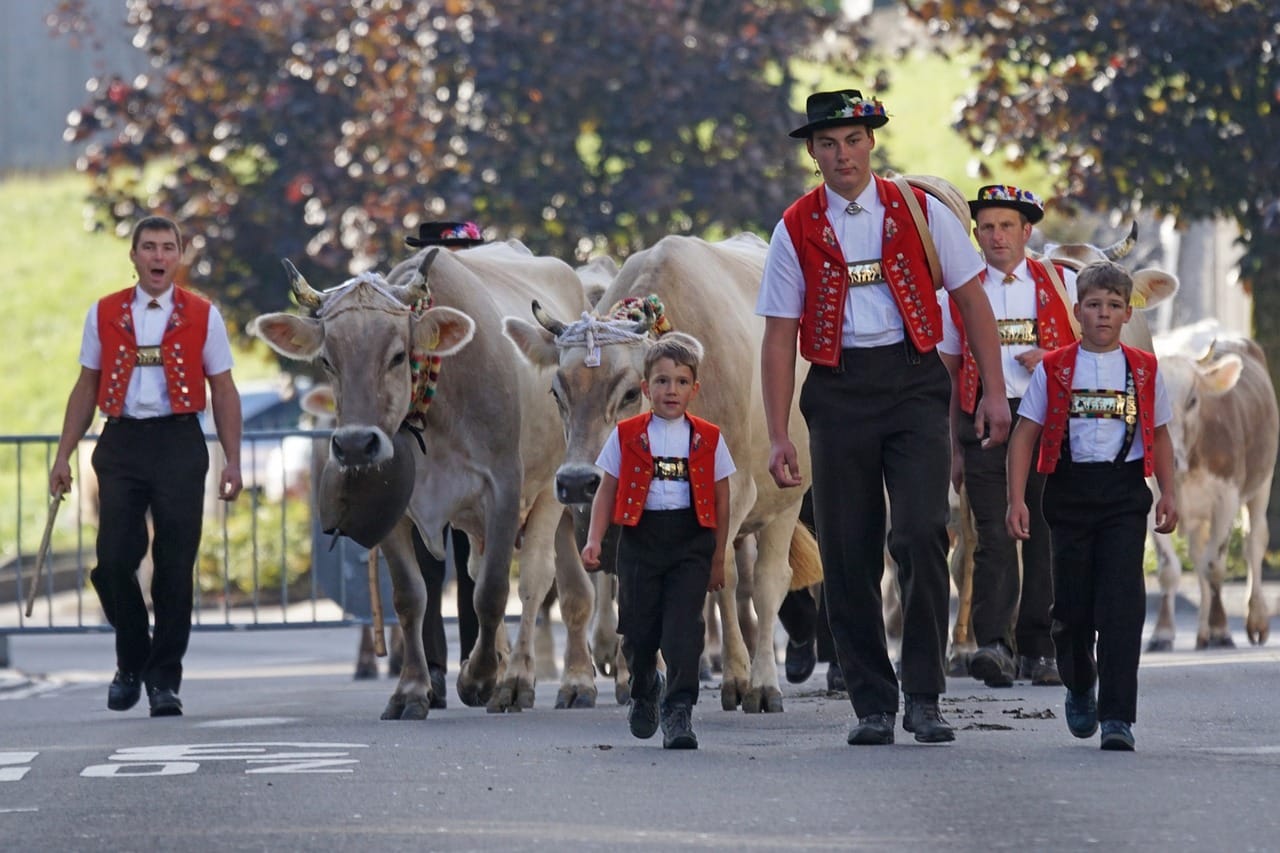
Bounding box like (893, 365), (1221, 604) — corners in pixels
(974, 395), (1012, 449)
(1015, 347), (1047, 374)
(49, 460), (73, 497)
(581, 542), (603, 572)
(1006, 502), (1031, 540)
(219, 463), (243, 501)
(1153, 492), (1178, 534)
(767, 439), (803, 489)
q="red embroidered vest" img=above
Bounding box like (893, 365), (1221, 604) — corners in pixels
(782, 175), (942, 367)
(612, 412), (720, 529)
(950, 257), (1077, 413)
(1037, 342), (1158, 476)
(96, 286), (212, 417)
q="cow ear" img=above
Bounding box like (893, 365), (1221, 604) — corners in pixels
(1199, 353), (1244, 396)
(300, 385), (336, 418)
(1132, 270), (1179, 310)
(250, 313), (324, 359)
(414, 306), (474, 356)
(503, 316), (560, 369)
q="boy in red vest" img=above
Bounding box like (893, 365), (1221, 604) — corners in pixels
(1006, 260), (1178, 751)
(581, 334), (735, 750)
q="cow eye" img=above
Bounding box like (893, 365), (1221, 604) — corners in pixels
(622, 387), (641, 407)
(388, 351), (406, 369)
(318, 355), (334, 373)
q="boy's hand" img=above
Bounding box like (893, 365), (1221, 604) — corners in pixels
(581, 543), (602, 571)
(1153, 492), (1178, 534)
(707, 554), (726, 593)
(1006, 503), (1031, 540)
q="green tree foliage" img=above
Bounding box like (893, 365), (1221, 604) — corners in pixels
(905, 0), (1280, 550)
(55, 0), (867, 331)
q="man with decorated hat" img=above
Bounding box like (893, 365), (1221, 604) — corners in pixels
(757, 88), (1010, 746)
(405, 220), (485, 249)
(938, 184), (1078, 690)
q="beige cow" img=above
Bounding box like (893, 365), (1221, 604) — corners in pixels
(1148, 329), (1277, 649)
(504, 233), (818, 713)
(251, 243), (596, 718)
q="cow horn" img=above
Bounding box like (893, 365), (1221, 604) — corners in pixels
(532, 300), (567, 337)
(283, 259), (325, 311)
(1102, 222), (1139, 261)
(401, 248), (439, 305)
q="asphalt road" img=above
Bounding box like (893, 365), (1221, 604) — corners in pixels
(2, 595), (1278, 853)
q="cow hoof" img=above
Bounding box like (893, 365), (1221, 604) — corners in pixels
(354, 664), (378, 680)
(1247, 625), (1269, 646)
(1145, 637), (1174, 653)
(1196, 634), (1236, 650)
(741, 687), (785, 714)
(615, 682), (630, 705)
(720, 682), (744, 711)
(555, 685), (598, 709)
(398, 698), (431, 721)
(380, 697), (406, 720)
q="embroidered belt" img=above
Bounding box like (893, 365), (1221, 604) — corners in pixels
(135, 346), (163, 367)
(1070, 389), (1137, 424)
(652, 456), (690, 481)
(846, 260), (885, 288)
(997, 319), (1038, 346)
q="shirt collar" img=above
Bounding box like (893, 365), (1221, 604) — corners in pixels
(987, 259), (1029, 283)
(134, 285), (175, 309)
(824, 183), (879, 216)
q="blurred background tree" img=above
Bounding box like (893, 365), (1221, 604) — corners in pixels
(55, 0), (871, 332)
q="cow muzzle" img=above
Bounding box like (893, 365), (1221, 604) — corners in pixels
(331, 426), (394, 468)
(556, 465), (601, 506)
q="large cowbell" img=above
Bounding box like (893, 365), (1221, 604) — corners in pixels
(318, 427), (419, 548)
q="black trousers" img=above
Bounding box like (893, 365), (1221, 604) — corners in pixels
(90, 415), (208, 692)
(412, 525), (475, 672)
(1041, 460), (1151, 723)
(802, 344), (952, 717)
(617, 508), (714, 709)
(960, 398), (1054, 658)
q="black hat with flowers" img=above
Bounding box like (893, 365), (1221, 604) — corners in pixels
(405, 220), (485, 248)
(789, 89), (889, 138)
(968, 185), (1045, 224)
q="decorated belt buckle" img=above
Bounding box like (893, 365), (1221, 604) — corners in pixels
(135, 346), (163, 367)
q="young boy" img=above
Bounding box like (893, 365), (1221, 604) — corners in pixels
(581, 334), (734, 750)
(1006, 260), (1177, 751)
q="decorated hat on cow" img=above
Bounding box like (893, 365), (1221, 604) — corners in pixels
(968, 185), (1045, 224)
(405, 220), (485, 248)
(789, 89), (889, 138)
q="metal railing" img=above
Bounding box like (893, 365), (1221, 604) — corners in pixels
(1, 429), (391, 638)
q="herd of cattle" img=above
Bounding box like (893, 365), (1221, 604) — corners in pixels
(246, 177), (1276, 720)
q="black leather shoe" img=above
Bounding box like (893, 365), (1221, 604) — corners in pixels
(784, 637), (817, 684)
(903, 694), (956, 743)
(969, 642), (1016, 688)
(1065, 688), (1098, 739)
(428, 664), (447, 710)
(660, 703), (698, 750)
(107, 671), (141, 711)
(1018, 655), (1063, 686)
(147, 686), (183, 717)
(628, 671), (664, 739)
(846, 712), (895, 745)
(826, 661), (846, 693)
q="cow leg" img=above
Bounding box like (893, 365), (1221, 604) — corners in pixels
(412, 529), (448, 707)
(457, 501), (521, 708)
(714, 549), (752, 712)
(380, 522), (433, 720)
(354, 627), (378, 679)
(387, 625), (405, 677)
(1147, 528), (1181, 652)
(535, 585), (559, 681)
(490, 490), (562, 712)
(742, 513), (796, 714)
(946, 484), (978, 674)
(551, 507), (598, 709)
(1197, 490), (1239, 649)
(1243, 491), (1272, 646)
(701, 595), (721, 678)
(734, 536), (759, 659)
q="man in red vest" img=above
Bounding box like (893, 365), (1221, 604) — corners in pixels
(1007, 259), (1177, 751)
(758, 88), (1009, 746)
(938, 185), (1077, 688)
(49, 215), (243, 718)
